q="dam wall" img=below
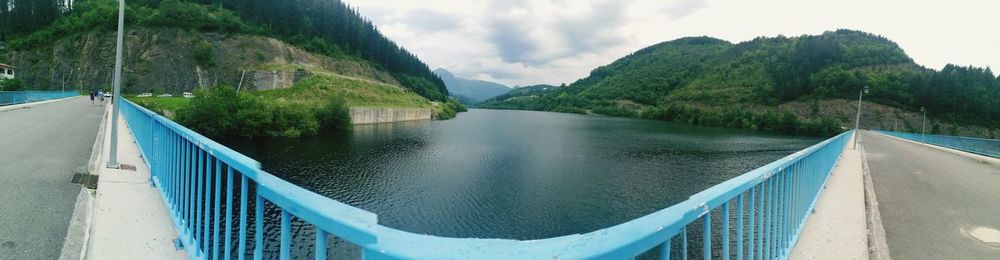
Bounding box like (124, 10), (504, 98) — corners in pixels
(349, 107), (432, 125)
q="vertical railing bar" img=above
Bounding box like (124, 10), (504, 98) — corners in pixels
(170, 132), (177, 210)
(757, 182), (764, 260)
(777, 171), (785, 257)
(238, 175), (248, 260)
(737, 193), (744, 260)
(186, 142), (194, 238)
(772, 173), (780, 258)
(722, 201), (730, 260)
(196, 149), (203, 255)
(784, 168), (792, 254)
(280, 210), (291, 260)
(181, 140), (186, 234)
(748, 186), (755, 260)
(213, 157), (222, 260)
(254, 194), (264, 260)
(315, 228), (327, 260)
(702, 213), (711, 260)
(767, 176), (778, 259)
(203, 154), (212, 257)
(225, 166), (234, 260)
(683, 226), (688, 260)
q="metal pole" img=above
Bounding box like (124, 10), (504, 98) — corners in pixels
(107, 0), (125, 169)
(921, 109), (926, 139)
(853, 88), (863, 149)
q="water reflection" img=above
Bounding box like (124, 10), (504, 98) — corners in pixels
(221, 109), (820, 258)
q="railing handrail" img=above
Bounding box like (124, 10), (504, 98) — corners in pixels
(0, 91), (78, 106)
(120, 98), (851, 259)
(122, 99), (380, 247)
(878, 130), (999, 158)
(890, 131), (1000, 142)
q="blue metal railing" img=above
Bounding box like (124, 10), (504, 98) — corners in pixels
(878, 130), (999, 158)
(120, 98), (851, 259)
(0, 91), (78, 106)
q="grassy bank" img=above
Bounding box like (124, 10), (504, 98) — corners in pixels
(131, 73), (465, 138)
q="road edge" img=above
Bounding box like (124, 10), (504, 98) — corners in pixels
(860, 131), (892, 260)
(57, 104), (110, 260)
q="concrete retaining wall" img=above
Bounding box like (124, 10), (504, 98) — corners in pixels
(350, 107), (431, 125)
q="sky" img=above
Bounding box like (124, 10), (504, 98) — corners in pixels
(343, 0), (999, 87)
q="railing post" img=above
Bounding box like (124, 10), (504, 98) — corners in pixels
(316, 229), (328, 260)
(703, 213), (711, 260)
(722, 201), (730, 260)
(737, 194), (744, 260)
(280, 210), (291, 260)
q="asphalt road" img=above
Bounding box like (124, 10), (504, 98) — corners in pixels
(861, 130), (1000, 259)
(0, 97), (103, 259)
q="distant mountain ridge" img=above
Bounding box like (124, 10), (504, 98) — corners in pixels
(434, 68), (510, 105)
(481, 30), (1000, 137)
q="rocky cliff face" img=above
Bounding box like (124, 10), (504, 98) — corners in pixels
(8, 28), (399, 93)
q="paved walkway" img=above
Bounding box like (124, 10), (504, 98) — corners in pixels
(862, 131), (1000, 259)
(87, 104), (185, 259)
(790, 133), (868, 260)
(0, 97), (103, 259)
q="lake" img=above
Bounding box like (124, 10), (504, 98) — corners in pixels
(224, 109), (820, 246)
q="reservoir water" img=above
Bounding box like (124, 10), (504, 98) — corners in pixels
(223, 109), (820, 256)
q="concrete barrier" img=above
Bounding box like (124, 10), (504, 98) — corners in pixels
(349, 107), (431, 125)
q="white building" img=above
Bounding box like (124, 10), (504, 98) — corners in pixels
(0, 63), (14, 80)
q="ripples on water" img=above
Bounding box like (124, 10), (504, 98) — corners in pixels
(217, 109), (820, 258)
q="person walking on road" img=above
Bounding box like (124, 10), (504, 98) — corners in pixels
(97, 89), (105, 106)
(89, 89), (96, 105)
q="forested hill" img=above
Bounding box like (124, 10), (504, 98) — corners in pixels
(480, 30), (1000, 137)
(0, 0), (449, 101)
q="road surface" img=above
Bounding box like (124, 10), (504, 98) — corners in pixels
(0, 97), (103, 259)
(862, 130), (1000, 259)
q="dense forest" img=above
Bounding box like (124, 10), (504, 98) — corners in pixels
(0, 0), (450, 101)
(481, 30), (1000, 136)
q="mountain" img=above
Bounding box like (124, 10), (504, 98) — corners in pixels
(1, 0), (450, 101)
(481, 30), (1000, 137)
(434, 68), (510, 105)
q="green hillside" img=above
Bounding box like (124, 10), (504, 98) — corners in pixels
(481, 30), (1000, 137)
(1, 0), (450, 102)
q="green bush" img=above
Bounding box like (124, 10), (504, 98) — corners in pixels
(315, 98), (352, 130)
(193, 42), (214, 68)
(174, 85), (350, 138)
(0, 79), (25, 91)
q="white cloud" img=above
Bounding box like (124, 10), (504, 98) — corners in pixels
(344, 0), (1000, 86)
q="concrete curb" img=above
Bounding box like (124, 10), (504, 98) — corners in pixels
(876, 132), (1000, 168)
(0, 96), (80, 112)
(58, 104), (110, 260)
(859, 132), (892, 260)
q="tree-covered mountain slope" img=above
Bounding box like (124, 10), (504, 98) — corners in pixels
(481, 30), (1000, 137)
(1, 0), (450, 102)
(434, 68), (510, 105)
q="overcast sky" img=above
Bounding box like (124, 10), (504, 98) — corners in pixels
(343, 0), (999, 87)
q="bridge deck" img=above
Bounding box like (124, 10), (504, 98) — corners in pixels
(0, 97), (103, 259)
(863, 131), (1000, 259)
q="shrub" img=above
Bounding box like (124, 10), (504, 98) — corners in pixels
(0, 79), (25, 91)
(315, 97), (352, 130)
(193, 41), (214, 68)
(175, 85), (331, 138)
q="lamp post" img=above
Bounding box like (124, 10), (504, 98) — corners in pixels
(853, 85), (869, 149)
(920, 107), (926, 141)
(107, 0), (125, 169)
